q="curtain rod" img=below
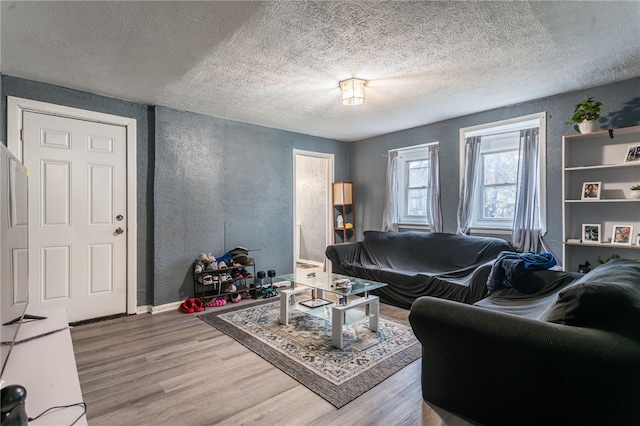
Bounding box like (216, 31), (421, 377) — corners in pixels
(386, 141), (438, 155)
(466, 126), (539, 139)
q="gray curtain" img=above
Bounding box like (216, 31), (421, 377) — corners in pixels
(456, 136), (481, 234)
(426, 144), (443, 232)
(512, 128), (544, 252)
(382, 150), (399, 232)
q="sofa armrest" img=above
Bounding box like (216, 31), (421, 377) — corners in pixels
(325, 242), (361, 274)
(409, 296), (640, 426)
(463, 259), (493, 303)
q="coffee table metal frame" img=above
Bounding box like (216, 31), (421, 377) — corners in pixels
(276, 272), (386, 349)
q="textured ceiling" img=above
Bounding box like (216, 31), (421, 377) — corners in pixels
(1, 1), (639, 141)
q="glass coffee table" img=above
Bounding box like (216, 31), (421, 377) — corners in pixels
(274, 271), (387, 349)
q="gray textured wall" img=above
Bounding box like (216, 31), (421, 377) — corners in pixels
(154, 106), (349, 305)
(2, 74), (639, 304)
(350, 77), (640, 267)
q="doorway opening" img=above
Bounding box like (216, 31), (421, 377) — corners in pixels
(293, 150), (333, 274)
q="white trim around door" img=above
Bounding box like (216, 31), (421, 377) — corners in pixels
(7, 96), (138, 316)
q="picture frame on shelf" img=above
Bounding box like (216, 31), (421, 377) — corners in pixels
(624, 144), (640, 163)
(582, 224), (601, 244)
(581, 181), (601, 200)
(611, 225), (633, 245)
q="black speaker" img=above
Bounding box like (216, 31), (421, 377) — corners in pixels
(1, 385), (28, 426)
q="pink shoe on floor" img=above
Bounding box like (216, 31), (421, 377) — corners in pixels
(206, 298), (226, 308)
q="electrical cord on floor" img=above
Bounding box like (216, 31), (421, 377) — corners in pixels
(28, 401), (87, 425)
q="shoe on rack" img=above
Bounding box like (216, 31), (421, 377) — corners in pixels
(179, 298), (194, 314)
(193, 298), (204, 312)
(199, 274), (214, 285)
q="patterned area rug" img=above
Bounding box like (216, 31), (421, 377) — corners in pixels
(198, 300), (420, 408)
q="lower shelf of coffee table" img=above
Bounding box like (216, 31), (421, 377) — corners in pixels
(288, 296), (373, 327)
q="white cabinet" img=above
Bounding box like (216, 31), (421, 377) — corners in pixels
(562, 126), (640, 272)
(1, 309), (87, 425)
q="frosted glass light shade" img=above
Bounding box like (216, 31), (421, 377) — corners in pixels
(339, 78), (366, 106)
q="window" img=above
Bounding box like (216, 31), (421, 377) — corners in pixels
(475, 133), (519, 227)
(460, 113), (546, 232)
(396, 143), (437, 225)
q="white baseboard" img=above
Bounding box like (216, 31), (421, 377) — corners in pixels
(136, 301), (182, 314)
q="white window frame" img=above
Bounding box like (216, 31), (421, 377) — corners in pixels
(395, 142), (438, 227)
(459, 112), (546, 234)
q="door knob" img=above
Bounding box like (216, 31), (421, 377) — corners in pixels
(115, 227), (124, 235)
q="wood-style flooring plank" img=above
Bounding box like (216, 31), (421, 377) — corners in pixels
(71, 299), (473, 425)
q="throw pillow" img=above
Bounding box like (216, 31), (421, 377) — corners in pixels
(541, 259), (640, 340)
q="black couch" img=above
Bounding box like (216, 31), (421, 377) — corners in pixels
(409, 259), (640, 425)
(325, 230), (513, 308)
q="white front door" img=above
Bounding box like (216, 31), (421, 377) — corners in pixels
(0, 146), (29, 324)
(22, 112), (128, 322)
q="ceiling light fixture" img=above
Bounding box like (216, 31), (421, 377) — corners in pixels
(339, 78), (366, 106)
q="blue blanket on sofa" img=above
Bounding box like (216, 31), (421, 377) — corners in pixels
(486, 251), (557, 295)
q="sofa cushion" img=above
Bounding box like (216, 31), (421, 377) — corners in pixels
(474, 270), (580, 319)
(541, 259), (640, 340)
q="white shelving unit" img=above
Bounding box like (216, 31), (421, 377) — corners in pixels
(562, 125), (640, 272)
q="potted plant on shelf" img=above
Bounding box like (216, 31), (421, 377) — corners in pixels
(566, 97), (603, 134)
(630, 184), (640, 199)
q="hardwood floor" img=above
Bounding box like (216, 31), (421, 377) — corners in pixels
(71, 299), (473, 425)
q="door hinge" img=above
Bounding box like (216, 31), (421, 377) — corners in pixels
(20, 128), (24, 142)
